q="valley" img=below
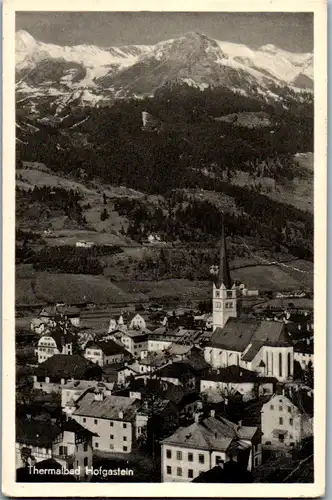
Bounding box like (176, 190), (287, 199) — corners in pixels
(15, 30), (314, 310)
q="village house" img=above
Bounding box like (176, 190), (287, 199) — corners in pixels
(126, 313), (147, 330)
(36, 328), (76, 364)
(129, 351), (169, 374)
(38, 306), (81, 328)
(261, 393), (313, 448)
(33, 354), (102, 393)
(72, 389), (140, 453)
(61, 380), (114, 416)
(200, 366), (277, 401)
(146, 332), (173, 353)
(161, 411), (262, 482)
(76, 241), (95, 248)
(101, 363), (141, 386)
(16, 417), (96, 480)
(109, 330), (149, 358)
(148, 361), (200, 392)
(108, 315), (126, 333)
(83, 338), (130, 367)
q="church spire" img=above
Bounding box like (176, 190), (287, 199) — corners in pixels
(215, 224), (233, 289)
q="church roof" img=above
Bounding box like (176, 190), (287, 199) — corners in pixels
(208, 319), (289, 354)
(214, 225), (233, 289)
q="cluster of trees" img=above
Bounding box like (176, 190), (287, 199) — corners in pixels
(16, 186), (87, 226)
(114, 192), (313, 261)
(16, 243), (123, 272)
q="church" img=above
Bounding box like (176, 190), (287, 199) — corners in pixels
(204, 227), (294, 382)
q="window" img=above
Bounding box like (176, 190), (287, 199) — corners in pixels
(110, 435), (114, 439)
(287, 352), (292, 379)
(227, 291), (232, 298)
(279, 405), (283, 411)
(216, 291), (220, 298)
(270, 404), (274, 410)
(288, 406), (292, 413)
(289, 418), (293, 426)
(83, 418), (86, 423)
(177, 467), (182, 477)
(123, 423), (127, 429)
(110, 421), (114, 427)
(123, 437), (127, 441)
(109, 444), (114, 449)
(215, 456), (224, 464)
(176, 451), (182, 460)
(59, 446), (63, 455)
(199, 454), (205, 464)
(278, 434), (285, 443)
(123, 446), (128, 451)
(279, 417), (283, 425)
(84, 457), (88, 466)
(94, 419), (98, 425)
(279, 353), (283, 378)
(290, 434), (293, 439)
(95, 442), (99, 448)
(188, 452), (193, 462)
(188, 469), (193, 478)
(167, 466), (172, 475)
(83, 442), (88, 452)
(166, 449), (172, 459)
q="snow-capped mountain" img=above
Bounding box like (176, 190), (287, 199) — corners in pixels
(16, 30), (313, 115)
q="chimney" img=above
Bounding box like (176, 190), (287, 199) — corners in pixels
(210, 409), (215, 418)
(118, 410), (124, 419)
(238, 420), (242, 427)
(94, 391), (104, 402)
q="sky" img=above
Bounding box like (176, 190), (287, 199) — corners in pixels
(16, 12), (313, 53)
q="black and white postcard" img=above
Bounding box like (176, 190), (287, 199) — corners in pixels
(2, 0), (327, 497)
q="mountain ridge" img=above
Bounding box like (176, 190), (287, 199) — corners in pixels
(16, 30), (313, 114)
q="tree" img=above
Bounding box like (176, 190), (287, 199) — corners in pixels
(100, 208), (109, 221)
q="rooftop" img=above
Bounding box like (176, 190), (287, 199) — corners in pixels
(209, 319), (289, 355)
(162, 415), (257, 452)
(35, 354), (102, 380)
(154, 361), (198, 379)
(73, 392), (139, 421)
(85, 339), (129, 356)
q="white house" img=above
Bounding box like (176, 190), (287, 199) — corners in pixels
(127, 313), (146, 330)
(109, 330), (148, 358)
(16, 417), (96, 479)
(161, 412), (261, 482)
(83, 339), (130, 367)
(72, 389), (140, 453)
(61, 380), (114, 416)
(261, 394), (313, 448)
(36, 329), (75, 364)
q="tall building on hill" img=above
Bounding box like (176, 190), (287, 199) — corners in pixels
(212, 225), (237, 331)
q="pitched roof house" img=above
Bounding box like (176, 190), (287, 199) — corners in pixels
(161, 412), (261, 482)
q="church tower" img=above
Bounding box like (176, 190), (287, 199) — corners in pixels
(212, 225), (237, 331)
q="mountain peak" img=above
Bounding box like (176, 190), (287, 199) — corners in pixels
(16, 30), (37, 50)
